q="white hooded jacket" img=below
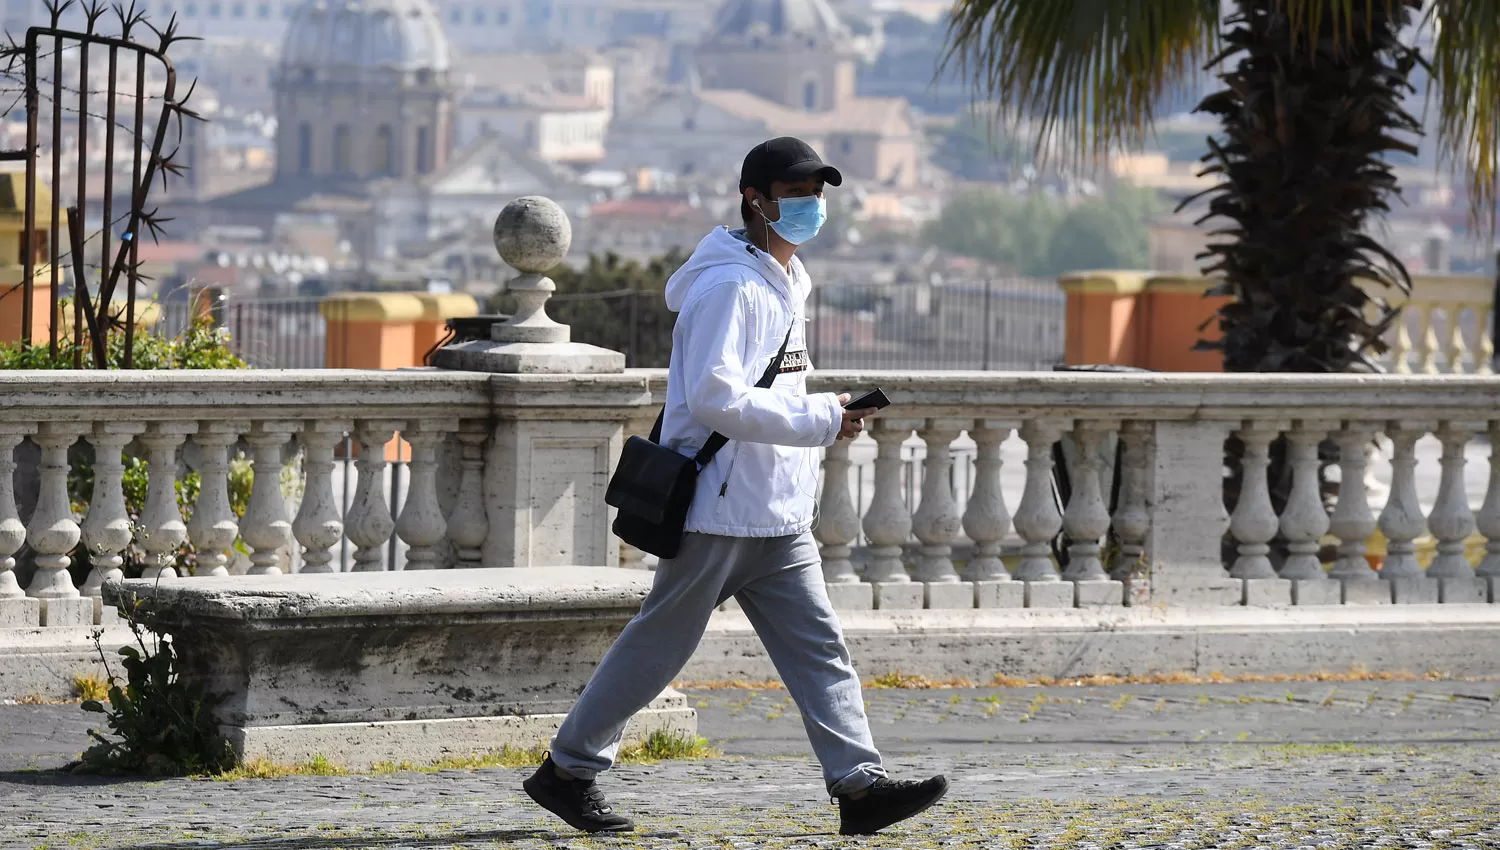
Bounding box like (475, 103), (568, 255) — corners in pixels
(660, 226), (844, 538)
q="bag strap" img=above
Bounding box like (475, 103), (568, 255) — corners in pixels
(646, 324), (796, 466)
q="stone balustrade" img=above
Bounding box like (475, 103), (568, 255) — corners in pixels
(1376, 274), (1495, 375)
(620, 370), (1500, 610)
(5, 367), (1500, 633)
(0, 369), (651, 629)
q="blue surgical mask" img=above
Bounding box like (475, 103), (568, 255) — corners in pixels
(761, 195), (827, 245)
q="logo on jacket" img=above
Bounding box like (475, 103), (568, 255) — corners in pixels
(779, 349), (810, 373)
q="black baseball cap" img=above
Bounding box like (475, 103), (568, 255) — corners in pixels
(739, 136), (844, 193)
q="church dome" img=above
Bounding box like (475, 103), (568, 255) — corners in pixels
(711, 0), (846, 42)
(280, 0), (449, 75)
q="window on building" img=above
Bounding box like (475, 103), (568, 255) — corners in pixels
(297, 122), (312, 174)
(374, 125), (394, 175)
(282, 2), (292, 17)
(183, 1), (197, 15)
(231, 2), (244, 16)
(333, 124), (352, 173)
(208, 1), (221, 17)
(449, 6), (462, 23)
(560, 7), (569, 25)
(585, 7), (595, 26)
(473, 8), (485, 23)
(497, 6), (509, 24)
(841, 138), (852, 155)
(803, 80), (817, 111)
(257, 2), (269, 15)
(416, 125), (433, 174)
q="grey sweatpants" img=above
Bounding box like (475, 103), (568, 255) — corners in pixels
(550, 532), (886, 795)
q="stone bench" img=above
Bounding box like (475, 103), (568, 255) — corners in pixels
(104, 568), (694, 769)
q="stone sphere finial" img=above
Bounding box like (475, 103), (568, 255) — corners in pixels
(494, 196), (572, 274)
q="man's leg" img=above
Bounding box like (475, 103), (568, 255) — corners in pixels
(733, 533), (886, 795)
(550, 533), (747, 780)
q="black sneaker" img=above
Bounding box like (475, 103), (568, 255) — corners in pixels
(523, 754), (635, 834)
(836, 775), (949, 835)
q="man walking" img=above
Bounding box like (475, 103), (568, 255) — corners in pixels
(524, 137), (948, 836)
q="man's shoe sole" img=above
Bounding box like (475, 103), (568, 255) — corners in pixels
(522, 775), (636, 834)
(838, 777), (950, 836)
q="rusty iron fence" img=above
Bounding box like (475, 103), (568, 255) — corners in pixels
(1, 0), (197, 366)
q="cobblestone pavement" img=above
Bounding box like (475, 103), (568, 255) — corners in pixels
(4, 681), (1500, 849)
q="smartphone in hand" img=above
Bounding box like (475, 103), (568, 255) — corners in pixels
(844, 388), (891, 411)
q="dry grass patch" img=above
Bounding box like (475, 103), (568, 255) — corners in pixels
(990, 666), (1465, 689)
(864, 671), (977, 689)
(674, 679), (786, 690)
(212, 730), (719, 782)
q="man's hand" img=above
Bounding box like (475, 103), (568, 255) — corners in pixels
(836, 393), (878, 441)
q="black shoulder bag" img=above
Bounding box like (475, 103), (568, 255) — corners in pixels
(606, 327), (794, 559)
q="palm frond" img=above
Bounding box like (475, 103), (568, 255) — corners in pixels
(1426, 0), (1500, 232)
(942, 0), (1221, 170)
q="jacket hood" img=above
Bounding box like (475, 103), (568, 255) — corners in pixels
(665, 226), (792, 313)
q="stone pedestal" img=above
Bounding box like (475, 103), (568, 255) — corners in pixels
(0, 597), (38, 627)
(871, 582), (923, 610)
(1243, 577), (1293, 607)
(923, 582), (973, 610)
(975, 580), (1026, 608)
(1144, 420), (1240, 607)
(479, 376), (652, 569)
(1024, 581), (1074, 608)
(105, 568), (696, 768)
(426, 197), (653, 567)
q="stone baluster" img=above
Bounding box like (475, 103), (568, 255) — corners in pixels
(25, 423), (88, 601)
(1109, 421), (1151, 581)
(961, 422), (1012, 581)
(1477, 422), (1500, 583)
(1427, 421), (1479, 579)
(861, 419), (913, 584)
(1061, 420), (1114, 581)
(80, 423), (145, 596)
(447, 422), (490, 568)
(347, 421), (400, 572)
(1328, 423), (1380, 580)
(1277, 421), (1332, 581)
(1378, 421), (1431, 579)
(0, 426), (32, 602)
(1444, 307), (1471, 374)
(241, 421), (297, 576)
(1229, 421), (1283, 579)
(187, 422), (245, 578)
(1415, 304), (1440, 375)
(292, 421), (350, 574)
(1013, 418), (1067, 582)
(397, 422), (452, 569)
(814, 437), (861, 583)
(138, 423), (197, 581)
(910, 420), (963, 583)
(1476, 304), (1495, 375)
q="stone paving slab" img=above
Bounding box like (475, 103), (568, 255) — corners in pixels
(5, 681), (1500, 849)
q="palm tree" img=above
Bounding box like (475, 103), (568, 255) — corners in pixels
(943, 0), (1500, 374)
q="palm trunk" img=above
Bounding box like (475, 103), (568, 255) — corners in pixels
(1194, 0), (1423, 560)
